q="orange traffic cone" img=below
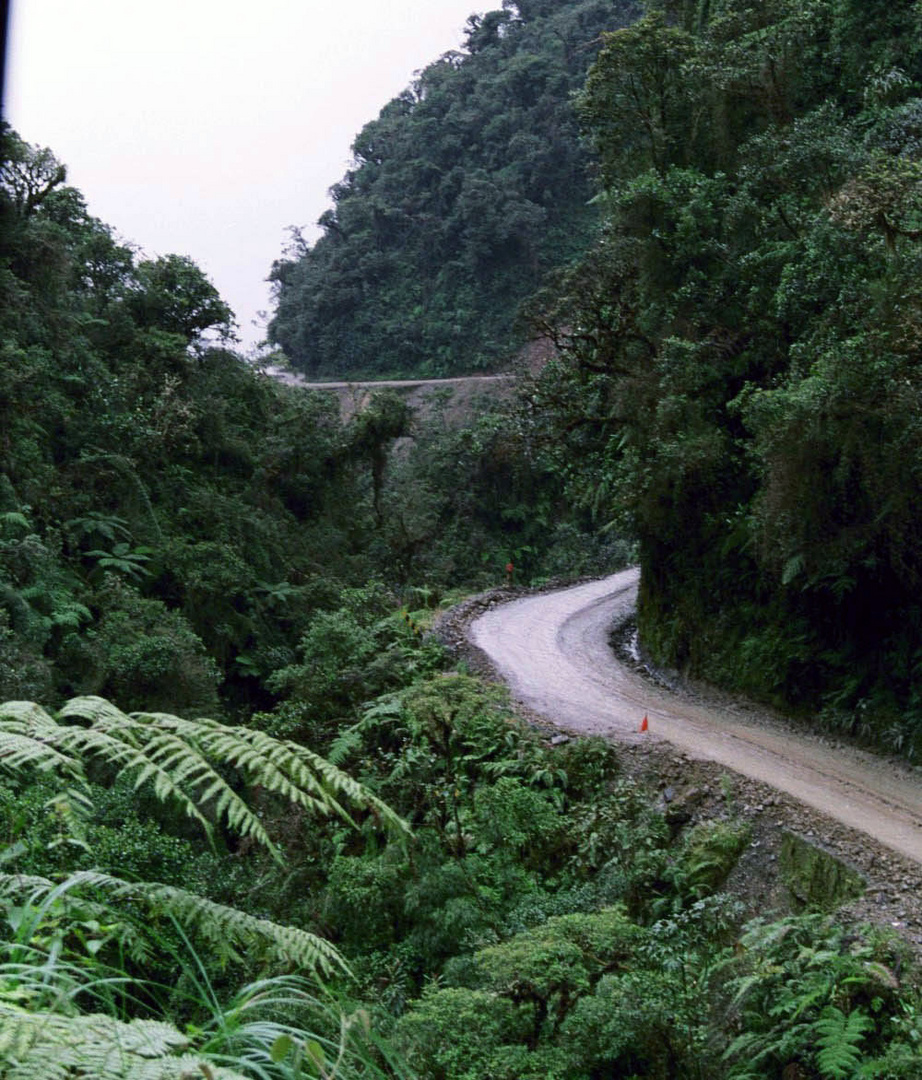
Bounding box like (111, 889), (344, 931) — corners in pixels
(639, 714), (649, 733)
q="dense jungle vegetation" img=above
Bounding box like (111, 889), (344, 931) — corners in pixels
(272, 0), (922, 757)
(4, 0), (922, 1076)
(523, 0), (922, 758)
(269, 0), (642, 378)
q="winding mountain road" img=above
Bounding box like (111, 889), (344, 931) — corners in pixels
(470, 568), (922, 866)
(263, 367), (513, 391)
(262, 367), (516, 421)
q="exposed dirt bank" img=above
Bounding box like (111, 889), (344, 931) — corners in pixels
(436, 571), (922, 951)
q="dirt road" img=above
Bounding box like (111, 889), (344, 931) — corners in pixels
(470, 568), (922, 866)
(262, 367), (515, 421)
(262, 367), (514, 391)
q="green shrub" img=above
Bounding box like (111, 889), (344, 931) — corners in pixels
(717, 915), (922, 1079)
(395, 987), (528, 1080)
(666, 819), (752, 905)
(64, 577), (220, 714)
(322, 854), (408, 952)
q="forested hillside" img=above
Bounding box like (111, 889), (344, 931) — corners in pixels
(268, 0), (641, 378)
(5, 0), (922, 1075)
(526, 0), (922, 757)
(269, 0), (922, 764)
(0, 118), (637, 1075)
(0, 123), (623, 716)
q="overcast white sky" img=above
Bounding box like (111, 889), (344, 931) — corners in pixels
(5, 0), (485, 352)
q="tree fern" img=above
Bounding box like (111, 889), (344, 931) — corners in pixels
(2, 871), (152, 972)
(125, 706), (408, 837)
(719, 916), (906, 1080)
(814, 1005), (872, 1080)
(1, 916), (406, 1079)
(0, 724), (79, 776)
(0, 696), (409, 860)
(327, 695), (402, 766)
(0, 1005), (251, 1080)
(0, 974), (411, 1080)
(0, 696), (411, 1076)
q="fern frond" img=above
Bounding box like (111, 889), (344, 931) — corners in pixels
(337, 693), (405, 764)
(3, 696), (409, 858)
(0, 870), (66, 895)
(91, 872), (350, 978)
(738, 916), (801, 951)
(728, 972), (764, 1009)
(0, 870), (349, 979)
(60, 698), (278, 853)
(722, 1030), (763, 1061)
(137, 728), (281, 853)
(133, 709), (411, 840)
(0, 703), (92, 843)
(781, 979), (832, 1021)
(43, 785), (95, 848)
(860, 960), (900, 990)
(0, 1004), (251, 1080)
(51, 715), (217, 844)
(814, 1005), (872, 1080)
(50, 600), (93, 630)
(0, 728), (81, 776)
(0, 873), (152, 967)
(3, 699), (215, 841)
(805, 948), (842, 970)
(0, 510), (31, 534)
(723, 1023), (811, 1070)
(277, 733), (410, 838)
(0, 700), (59, 729)
(56, 694), (129, 729)
(328, 722), (367, 766)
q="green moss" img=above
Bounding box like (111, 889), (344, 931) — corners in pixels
(780, 832), (865, 912)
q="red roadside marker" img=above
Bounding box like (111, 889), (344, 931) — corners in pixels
(639, 714), (648, 733)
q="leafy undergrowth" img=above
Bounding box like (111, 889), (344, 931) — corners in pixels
(4, 646), (922, 1077)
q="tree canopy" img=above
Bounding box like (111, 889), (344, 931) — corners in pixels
(527, 0), (922, 751)
(268, 0), (641, 378)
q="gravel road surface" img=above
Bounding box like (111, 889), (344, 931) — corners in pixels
(470, 568), (922, 867)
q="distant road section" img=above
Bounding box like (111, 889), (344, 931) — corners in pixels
(262, 366), (514, 391)
(471, 569), (922, 866)
(261, 366), (517, 420)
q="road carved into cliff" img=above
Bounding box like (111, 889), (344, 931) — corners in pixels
(470, 568), (922, 865)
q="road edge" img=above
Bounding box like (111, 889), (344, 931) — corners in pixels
(435, 576), (922, 955)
